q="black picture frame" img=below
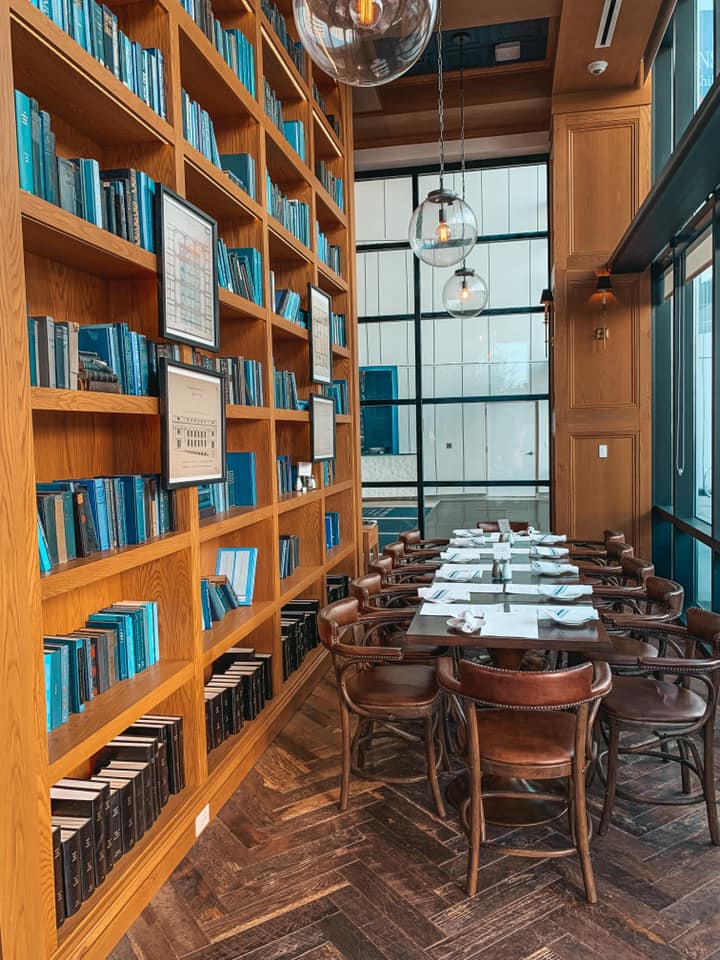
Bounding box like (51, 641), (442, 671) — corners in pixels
(308, 283), (332, 385)
(157, 185), (220, 352)
(310, 393), (336, 462)
(160, 358), (227, 489)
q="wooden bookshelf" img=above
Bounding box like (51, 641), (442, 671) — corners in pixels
(0, 0), (360, 955)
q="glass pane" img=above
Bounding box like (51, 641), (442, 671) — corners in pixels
(694, 540), (712, 608)
(697, 0), (714, 108)
(354, 177), (413, 243)
(362, 495), (421, 550)
(694, 265), (712, 523)
(360, 404), (416, 464)
(359, 322), (416, 400)
(356, 248), (414, 317)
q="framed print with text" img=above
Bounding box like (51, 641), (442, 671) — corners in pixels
(157, 185), (219, 351)
(310, 393), (336, 462)
(160, 359), (226, 489)
(308, 283), (332, 385)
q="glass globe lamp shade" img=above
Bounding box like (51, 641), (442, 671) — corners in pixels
(408, 188), (478, 268)
(442, 268), (488, 318)
(293, 0), (438, 87)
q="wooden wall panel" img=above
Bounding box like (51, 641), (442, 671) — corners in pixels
(569, 434), (639, 545)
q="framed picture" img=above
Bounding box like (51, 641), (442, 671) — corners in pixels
(160, 359), (226, 489)
(308, 283), (332, 385)
(216, 547), (258, 606)
(157, 185), (219, 351)
(310, 393), (336, 462)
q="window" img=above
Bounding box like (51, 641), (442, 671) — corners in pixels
(696, 0), (714, 107)
(693, 265), (712, 522)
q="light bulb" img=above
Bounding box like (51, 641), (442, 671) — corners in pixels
(350, 0), (383, 27)
(435, 210), (452, 244)
(460, 283), (470, 301)
(409, 188), (477, 267)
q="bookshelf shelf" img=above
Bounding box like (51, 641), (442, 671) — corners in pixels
(202, 600), (275, 664)
(31, 389), (160, 416)
(324, 479), (354, 497)
(199, 503), (274, 541)
(277, 487), (324, 514)
(40, 532), (192, 600)
(265, 123), (313, 186)
(184, 145), (264, 223)
(20, 193), (157, 278)
(9, 0), (174, 147)
(325, 542), (355, 567)
(312, 108), (344, 160)
(273, 409), (309, 422)
(46, 659), (194, 784)
(332, 344), (351, 359)
(218, 286), (267, 323)
(226, 404), (272, 420)
(278, 564), (325, 604)
(317, 261), (348, 293)
(336, 414), (352, 424)
(271, 314), (309, 342)
(268, 220), (313, 265)
(314, 181), (347, 226)
(259, 23), (308, 104)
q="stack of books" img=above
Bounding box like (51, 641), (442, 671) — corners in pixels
(181, 90), (220, 166)
(316, 160), (344, 210)
(199, 575), (241, 630)
(283, 120), (306, 162)
(273, 368), (299, 409)
(325, 378), (348, 414)
(217, 240), (264, 305)
(266, 174), (310, 246)
(198, 450), (257, 517)
(220, 153), (256, 200)
(276, 455), (294, 495)
(261, 0), (305, 76)
(179, 0), (255, 96)
(51, 718), (185, 925)
(315, 223), (342, 274)
(43, 601), (160, 732)
(205, 648), (273, 751)
(330, 312), (347, 347)
(279, 533), (300, 578)
(327, 574), (351, 602)
(36, 475), (175, 571)
(321, 459), (335, 487)
(273, 288), (307, 327)
(311, 82), (342, 139)
(263, 77), (284, 129)
(192, 352), (264, 406)
(281, 599), (320, 680)
(14, 93), (157, 248)
(29, 1), (166, 118)
(324, 511), (340, 550)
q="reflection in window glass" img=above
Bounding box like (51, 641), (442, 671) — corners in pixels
(358, 321), (416, 400)
(354, 177), (413, 243)
(696, 0), (714, 107)
(356, 248), (414, 317)
(694, 266), (712, 523)
(360, 405), (417, 488)
(695, 540), (712, 608)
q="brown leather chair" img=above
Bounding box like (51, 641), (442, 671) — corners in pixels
(576, 540), (634, 579)
(568, 529), (626, 559)
(318, 597), (446, 817)
(597, 608), (720, 844)
(400, 528), (449, 551)
(591, 556), (655, 594)
(377, 544), (436, 584)
(475, 520), (530, 533)
(437, 656), (612, 902)
(384, 539), (443, 563)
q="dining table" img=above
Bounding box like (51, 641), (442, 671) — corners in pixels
(402, 555), (613, 828)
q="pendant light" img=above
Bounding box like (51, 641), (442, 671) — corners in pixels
(441, 32), (488, 317)
(293, 0), (438, 88)
(408, 9), (478, 268)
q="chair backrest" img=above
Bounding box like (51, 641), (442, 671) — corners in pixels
(369, 556), (394, 580)
(645, 576), (684, 618)
(446, 659), (597, 710)
(400, 529), (421, 547)
(621, 555), (654, 585)
(687, 607), (720, 653)
(382, 541), (406, 566)
(606, 540), (634, 562)
(350, 573), (383, 607)
(475, 520), (530, 533)
(603, 529), (625, 544)
(318, 596), (360, 651)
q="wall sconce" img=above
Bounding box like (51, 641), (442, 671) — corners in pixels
(593, 273), (614, 348)
(540, 287), (553, 358)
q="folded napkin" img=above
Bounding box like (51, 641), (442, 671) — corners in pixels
(436, 564), (488, 581)
(419, 602), (496, 618)
(531, 560), (579, 576)
(536, 605), (599, 623)
(530, 546), (570, 559)
(453, 529), (484, 539)
(459, 611), (484, 634)
(449, 536), (487, 547)
(530, 533), (567, 544)
(441, 549), (488, 561)
(538, 584), (593, 599)
(420, 584), (503, 601)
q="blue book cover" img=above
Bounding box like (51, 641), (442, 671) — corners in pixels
(88, 613), (132, 678)
(226, 452), (256, 506)
(44, 641), (69, 725)
(46, 636), (85, 713)
(112, 477), (128, 547)
(43, 649), (60, 731)
(200, 580), (212, 630)
(37, 513), (52, 573)
(14, 90), (33, 193)
(27, 317), (38, 386)
(76, 478), (110, 551)
(78, 325), (122, 388)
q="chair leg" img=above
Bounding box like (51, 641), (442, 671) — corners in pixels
(574, 766), (597, 904)
(703, 722), (719, 846)
(678, 738), (693, 795)
(598, 720), (619, 837)
(424, 714), (446, 819)
(339, 705), (352, 811)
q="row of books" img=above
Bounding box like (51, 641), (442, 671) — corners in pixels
(220, 152), (256, 200)
(37, 474), (175, 571)
(312, 81), (342, 140)
(200, 574), (242, 630)
(325, 378), (348, 415)
(327, 573), (351, 603)
(192, 351), (265, 406)
(43, 600), (159, 732)
(321, 459), (336, 487)
(273, 367), (299, 409)
(14, 92), (156, 249)
(217, 240), (264, 306)
(279, 533), (300, 579)
(277, 454), (300, 496)
(182, 89), (221, 167)
(198, 451), (257, 517)
(283, 120), (306, 163)
(266, 174), (310, 247)
(331, 312), (347, 348)
(179, 0), (256, 98)
(51, 717), (184, 926)
(205, 648), (273, 751)
(316, 222), (342, 275)
(261, 0), (306, 77)
(324, 511), (340, 551)
(263, 78), (305, 160)
(30, 0), (166, 118)
(281, 599), (320, 681)
(274, 288), (307, 327)
(316, 160), (344, 210)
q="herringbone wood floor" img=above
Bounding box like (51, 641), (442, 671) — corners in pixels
(109, 672), (720, 960)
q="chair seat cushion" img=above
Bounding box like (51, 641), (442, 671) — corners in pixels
(600, 676), (706, 725)
(604, 634), (658, 665)
(475, 709), (576, 766)
(346, 664), (439, 709)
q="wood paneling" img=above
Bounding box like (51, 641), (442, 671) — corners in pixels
(569, 434), (639, 545)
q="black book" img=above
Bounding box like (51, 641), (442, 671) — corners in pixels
(99, 736), (163, 820)
(52, 816), (94, 902)
(52, 826), (65, 928)
(139, 714), (185, 793)
(204, 682), (234, 738)
(57, 827), (82, 917)
(206, 678), (244, 735)
(92, 771), (138, 852)
(56, 778), (113, 877)
(222, 666), (259, 719)
(252, 652), (274, 700)
(204, 688), (224, 747)
(50, 786), (106, 888)
(89, 778), (123, 865)
(124, 721), (174, 803)
(203, 692), (215, 751)
(102, 760), (153, 834)
(214, 646), (256, 670)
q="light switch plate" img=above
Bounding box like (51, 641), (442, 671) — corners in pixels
(598, 444), (608, 459)
(195, 804), (210, 837)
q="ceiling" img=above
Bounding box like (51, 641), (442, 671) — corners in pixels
(352, 0), (670, 160)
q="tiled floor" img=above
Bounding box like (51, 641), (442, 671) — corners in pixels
(424, 497), (550, 537)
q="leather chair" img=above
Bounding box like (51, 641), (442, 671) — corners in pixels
(475, 520), (530, 533)
(384, 539), (443, 563)
(576, 540), (634, 579)
(318, 597), (446, 817)
(400, 528), (449, 552)
(597, 608), (720, 845)
(590, 556), (655, 594)
(436, 656), (612, 902)
(378, 544), (436, 584)
(567, 529), (625, 559)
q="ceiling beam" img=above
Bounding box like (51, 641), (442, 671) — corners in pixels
(441, 0), (561, 31)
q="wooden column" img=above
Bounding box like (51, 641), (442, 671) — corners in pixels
(551, 87), (652, 555)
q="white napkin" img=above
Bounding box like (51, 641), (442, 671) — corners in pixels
(530, 533), (567, 544)
(531, 560), (579, 576)
(440, 549), (488, 561)
(419, 602), (497, 618)
(538, 584), (593, 599)
(530, 546), (570, 559)
(453, 529), (483, 538)
(536, 605), (599, 623)
(460, 611), (484, 633)
(419, 584), (503, 601)
(481, 610), (539, 639)
(436, 564), (488, 581)
(449, 537), (488, 547)
(504, 583), (542, 595)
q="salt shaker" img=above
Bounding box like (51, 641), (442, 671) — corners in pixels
(491, 558), (503, 581)
(501, 558), (512, 581)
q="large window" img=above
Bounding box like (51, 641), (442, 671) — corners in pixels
(356, 159), (550, 540)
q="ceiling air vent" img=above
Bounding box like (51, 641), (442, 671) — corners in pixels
(595, 0), (623, 49)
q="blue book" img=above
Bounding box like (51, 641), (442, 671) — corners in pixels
(37, 513), (52, 573)
(76, 478), (110, 551)
(78, 324), (122, 388)
(46, 635), (85, 713)
(44, 649), (62, 730)
(112, 477), (128, 547)
(44, 641), (69, 725)
(117, 475), (145, 544)
(200, 580), (212, 630)
(27, 317), (38, 386)
(220, 153), (255, 199)
(226, 452), (256, 506)
(70, 0), (87, 50)
(87, 613), (132, 678)
(14, 90), (33, 193)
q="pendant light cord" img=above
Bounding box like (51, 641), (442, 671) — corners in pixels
(459, 30), (466, 271)
(437, 1), (444, 189)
